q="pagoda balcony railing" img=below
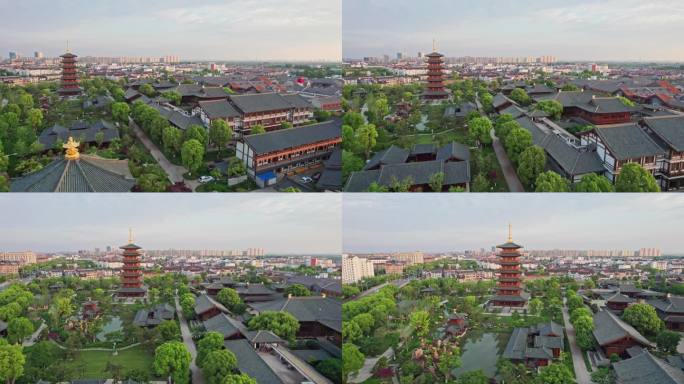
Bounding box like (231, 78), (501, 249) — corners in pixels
(122, 272), (142, 278)
(499, 261), (521, 266)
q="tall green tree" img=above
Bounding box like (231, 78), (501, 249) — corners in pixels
(574, 173), (614, 192)
(162, 126), (183, 155)
(153, 341), (191, 384)
(534, 100), (563, 120)
(181, 139), (204, 175)
(209, 120), (232, 155)
(536, 362), (574, 384)
(409, 310), (430, 337)
(356, 123), (378, 160)
(517, 145), (546, 187)
(0, 342), (25, 384)
(622, 303), (663, 335)
(468, 116), (493, 145)
(656, 330), (681, 355)
(196, 332), (224, 368)
(216, 288), (242, 310)
(7, 317), (34, 344)
(185, 125), (208, 147)
(504, 127), (532, 164)
(342, 343), (364, 382)
(111, 102), (131, 125)
(284, 284), (311, 297)
(615, 163), (659, 192)
(247, 311), (300, 341)
(509, 88), (531, 106)
(203, 349), (238, 384)
(428, 172), (444, 192)
(535, 171), (570, 192)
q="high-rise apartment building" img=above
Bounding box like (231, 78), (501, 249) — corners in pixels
(342, 254), (375, 284)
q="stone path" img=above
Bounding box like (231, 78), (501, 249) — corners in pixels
(490, 129), (525, 192)
(22, 321), (46, 347)
(348, 347), (395, 384)
(129, 118), (199, 191)
(561, 300), (592, 384)
(175, 294), (204, 384)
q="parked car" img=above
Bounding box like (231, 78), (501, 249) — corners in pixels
(300, 176), (313, 183)
(198, 176), (215, 183)
(312, 172), (322, 181)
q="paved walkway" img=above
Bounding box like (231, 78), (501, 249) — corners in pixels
(22, 321), (46, 347)
(561, 300), (591, 384)
(175, 294), (204, 384)
(490, 129), (525, 192)
(272, 345), (333, 384)
(129, 119), (199, 190)
(53, 341), (141, 352)
(349, 347), (395, 384)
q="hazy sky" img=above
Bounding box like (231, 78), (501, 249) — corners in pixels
(343, 194), (684, 254)
(343, 0), (684, 62)
(0, 194), (341, 253)
(0, 0), (341, 61)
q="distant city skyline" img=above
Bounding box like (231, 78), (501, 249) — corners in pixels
(343, 194), (684, 254)
(343, 0), (684, 62)
(0, 194), (341, 253)
(0, 0), (341, 62)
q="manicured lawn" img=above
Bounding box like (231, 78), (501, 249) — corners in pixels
(61, 345), (161, 379)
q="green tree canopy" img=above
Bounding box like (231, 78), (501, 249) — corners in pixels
(574, 173), (614, 192)
(615, 163), (659, 192)
(656, 330), (681, 355)
(209, 120), (232, 155)
(535, 171), (570, 192)
(7, 317), (34, 344)
(356, 123), (378, 160)
(468, 116), (493, 146)
(622, 303), (664, 335)
(504, 126), (532, 164)
(153, 341), (191, 384)
(181, 139), (205, 175)
(509, 88), (531, 106)
(203, 349), (238, 384)
(410, 310), (430, 337)
(0, 342), (25, 384)
(247, 311), (300, 341)
(216, 288), (242, 310)
(284, 284), (311, 297)
(534, 100), (563, 120)
(342, 343), (364, 381)
(196, 331), (225, 368)
(517, 145), (546, 188)
(220, 374), (256, 384)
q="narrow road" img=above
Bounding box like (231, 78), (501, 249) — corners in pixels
(175, 294), (204, 384)
(490, 129), (525, 192)
(129, 119), (199, 190)
(561, 301), (591, 384)
(22, 321), (46, 347)
(348, 347), (394, 384)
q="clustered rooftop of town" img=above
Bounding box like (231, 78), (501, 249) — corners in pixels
(342, 228), (684, 384)
(0, 232), (342, 384)
(341, 49), (684, 192)
(0, 49), (343, 192)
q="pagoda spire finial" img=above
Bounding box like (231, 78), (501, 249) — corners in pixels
(63, 136), (80, 160)
(128, 227), (133, 243)
(433, 38), (437, 53)
(508, 223), (513, 242)
(66, 40), (70, 54)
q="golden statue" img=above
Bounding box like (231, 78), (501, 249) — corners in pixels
(63, 136), (80, 160)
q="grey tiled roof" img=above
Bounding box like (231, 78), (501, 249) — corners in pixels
(592, 310), (653, 347)
(345, 169), (381, 191)
(39, 120), (119, 148)
(493, 93), (516, 109)
(436, 142), (471, 161)
(594, 123), (666, 160)
(643, 116), (684, 152)
(230, 93), (294, 114)
(224, 339), (284, 384)
(198, 99), (240, 119)
(10, 157), (135, 192)
(365, 146), (410, 170)
(281, 93), (313, 109)
(203, 313), (242, 338)
(613, 350), (684, 384)
(249, 296), (341, 333)
(243, 119), (340, 155)
(647, 296), (684, 314)
(244, 330), (284, 344)
(377, 160), (469, 186)
(194, 294), (229, 315)
(499, 104), (527, 118)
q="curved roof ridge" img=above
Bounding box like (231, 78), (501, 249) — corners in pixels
(74, 159), (96, 192)
(54, 159), (73, 192)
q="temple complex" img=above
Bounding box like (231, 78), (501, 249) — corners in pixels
(117, 229), (148, 300)
(57, 43), (82, 97)
(422, 40), (449, 102)
(489, 224), (529, 309)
